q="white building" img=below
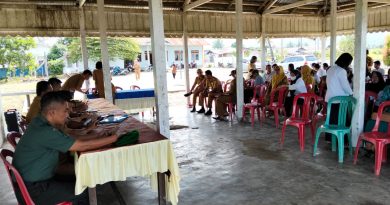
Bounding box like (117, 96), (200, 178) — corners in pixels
(136, 38), (208, 70)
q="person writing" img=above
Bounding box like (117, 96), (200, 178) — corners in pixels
(62, 70), (92, 97)
(13, 91), (119, 205)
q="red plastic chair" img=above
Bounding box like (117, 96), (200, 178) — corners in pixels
(6, 131), (21, 149)
(262, 86), (289, 128)
(280, 93), (318, 151)
(242, 85), (267, 127)
(0, 149), (72, 205)
(354, 101), (390, 176)
(115, 86), (123, 91)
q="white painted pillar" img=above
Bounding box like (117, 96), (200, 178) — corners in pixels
(236, 0), (244, 119)
(352, 0), (368, 147)
(261, 15), (267, 69)
(330, 0), (337, 65)
(183, 12), (191, 105)
(80, 7), (89, 71)
(149, 0), (170, 138)
(0, 90), (4, 146)
(321, 35), (327, 64)
(44, 53), (48, 77)
(280, 38), (284, 60)
(97, 0), (113, 102)
(79, 7), (90, 90)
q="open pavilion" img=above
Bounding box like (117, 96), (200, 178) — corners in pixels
(1, 0), (390, 204)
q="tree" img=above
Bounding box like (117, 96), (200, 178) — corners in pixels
(63, 37), (140, 63)
(337, 35), (355, 57)
(383, 34), (390, 66)
(0, 37), (36, 73)
(47, 43), (66, 75)
(212, 39), (224, 49)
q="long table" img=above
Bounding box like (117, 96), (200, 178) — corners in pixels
(71, 99), (180, 205)
(87, 89), (155, 112)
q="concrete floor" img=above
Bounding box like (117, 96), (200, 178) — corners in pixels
(2, 93), (390, 205)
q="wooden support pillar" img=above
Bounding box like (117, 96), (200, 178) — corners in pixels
(351, 0), (368, 147)
(97, 0), (113, 102)
(149, 0), (170, 138)
(183, 12), (191, 106)
(330, 0), (337, 65)
(236, 0), (244, 119)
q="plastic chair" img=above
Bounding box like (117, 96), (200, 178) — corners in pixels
(354, 101), (390, 175)
(223, 80), (236, 121)
(115, 86), (123, 91)
(242, 85), (267, 127)
(281, 93), (318, 152)
(0, 149), (72, 205)
(6, 131), (21, 149)
(313, 96), (357, 163)
(262, 86), (289, 128)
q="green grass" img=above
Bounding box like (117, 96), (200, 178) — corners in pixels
(1, 77), (39, 114)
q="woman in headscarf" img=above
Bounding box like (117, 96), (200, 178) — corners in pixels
(264, 65), (288, 105)
(284, 70), (307, 117)
(300, 65), (315, 92)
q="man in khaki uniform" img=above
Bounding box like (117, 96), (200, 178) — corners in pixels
(214, 70), (237, 121)
(198, 70), (222, 116)
(92, 61), (116, 99)
(134, 59), (141, 81)
(26, 81), (53, 123)
(184, 69), (206, 112)
(62, 70), (92, 97)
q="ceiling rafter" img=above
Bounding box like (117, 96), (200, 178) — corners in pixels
(263, 0), (323, 15)
(184, 0), (213, 11)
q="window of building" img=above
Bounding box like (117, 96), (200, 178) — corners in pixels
(175, 50), (183, 61)
(144, 51), (148, 60)
(191, 50), (199, 61)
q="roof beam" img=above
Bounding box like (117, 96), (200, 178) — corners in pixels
(263, 0), (322, 14)
(184, 0), (213, 11)
(79, 0), (86, 7)
(368, 0), (390, 4)
(264, 0), (278, 11)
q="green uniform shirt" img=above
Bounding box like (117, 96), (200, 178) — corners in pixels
(13, 115), (75, 182)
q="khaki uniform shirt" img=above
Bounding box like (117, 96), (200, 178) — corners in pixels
(194, 75), (205, 86)
(26, 96), (41, 123)
(205, 76), (222, 92)
(93, 69), (115, 98)
(62, 74), (84, 92)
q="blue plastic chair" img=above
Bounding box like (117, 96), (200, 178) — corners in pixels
(313, 96), (357, 163)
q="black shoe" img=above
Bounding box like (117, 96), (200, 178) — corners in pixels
(213, 116), (227, 121)
(184, 92), (193, 97)
(190, 107), (196, 112)
(197, 108), (205, 113)
(205, 109), (212, 116)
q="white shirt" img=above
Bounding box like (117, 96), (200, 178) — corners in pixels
(289, 78), (307, 95)
(315, 68), (327, 83)
(325, 65), (353, 102)
(264, 72), (273, 83)
(374, 67), (385, 76)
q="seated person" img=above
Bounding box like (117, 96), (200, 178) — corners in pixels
(26, 81), (53, 123)
(62, 70), (92, 97)
(48, 77), (62, 91)
(366, 71), (386, 94)
(386, 69), (390, 86)
(264, 65), (288, 105)
(197, 70), (223, 116)
(284, 70), (307, 117)
(213, 70), (237, 121)
(264, 64), (273, 84)
(252, 69), (265, 86)
(301, 65), (315, 92)
(13, 91), (119, 205)
(93, 61), (116, 99)
(184, 69), (206, 112)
